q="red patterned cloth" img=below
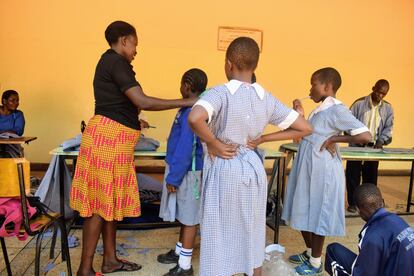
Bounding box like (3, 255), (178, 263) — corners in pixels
(70, 115), (140, 221)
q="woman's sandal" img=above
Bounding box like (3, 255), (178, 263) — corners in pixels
(101, 259), (142, 274)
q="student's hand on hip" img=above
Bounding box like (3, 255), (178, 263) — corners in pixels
(206, 139), (237, 160)
(166, 184), (177, 193)
(320, 138), (337, 157)
(247, 137), (263, 150)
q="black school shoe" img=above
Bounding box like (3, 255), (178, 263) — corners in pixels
(163, 264), (194, 276)
(157, 249), (179, 264)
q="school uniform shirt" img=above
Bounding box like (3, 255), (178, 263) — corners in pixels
(0, 110), (25, 136)
(349, 94), (394, 146)
(165, 107), (203, 187)
(93, 49), (141, 130)
(351, 208), (414, 276)
(194, 80), (298, 276)
(282, 96), (369, 236)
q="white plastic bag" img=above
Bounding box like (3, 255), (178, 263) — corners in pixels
(262, 244), (298, 276)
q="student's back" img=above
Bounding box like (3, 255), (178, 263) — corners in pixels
(354, 208), (414, 276)
(189, 37), (311, 276)
(201, 80), (292, 146)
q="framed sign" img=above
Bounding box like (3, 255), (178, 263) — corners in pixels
(217, 26), (263, 52)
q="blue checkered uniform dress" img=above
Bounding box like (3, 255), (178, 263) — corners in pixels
(195, 82), (295, 276)
(282, 104), (367, 236)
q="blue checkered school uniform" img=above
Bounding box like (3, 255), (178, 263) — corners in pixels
(282, 97), (368, 236)
(194, 80), (298, 276)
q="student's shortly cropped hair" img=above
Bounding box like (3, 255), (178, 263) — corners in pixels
(104, 21), (137, 46)
(313, 67), (342, 92)
(354, 183), (383, 210)
(182, 69), (208, 95)
(375, 79), (390, 90)
(226, 37), (260, 71)
(2, 90), (18, 103)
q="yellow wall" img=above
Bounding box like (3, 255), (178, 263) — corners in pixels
(0, 1), (413, 170)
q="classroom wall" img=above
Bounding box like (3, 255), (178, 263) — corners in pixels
(0, 0), (413, 170)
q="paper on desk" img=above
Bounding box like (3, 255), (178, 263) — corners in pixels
(382, 148), (414, 154)
(0, 132), (20, 139)
(341, 147), (382, 153)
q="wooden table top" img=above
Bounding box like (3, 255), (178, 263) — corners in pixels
(0, 136), (37, 145)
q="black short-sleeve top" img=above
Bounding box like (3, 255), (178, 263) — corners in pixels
(93, 49), (141, 130)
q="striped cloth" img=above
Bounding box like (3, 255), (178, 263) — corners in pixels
(70, 115), (140, 221)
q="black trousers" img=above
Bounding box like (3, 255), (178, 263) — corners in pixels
(325, 242), (357, 276)
(345, 160), (379, 206)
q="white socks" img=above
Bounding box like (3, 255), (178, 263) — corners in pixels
(178, 247), (193, 270)
(175, 242), (182, 255)
(306, 248), (312, 257)
(309, 256), (322, 269)
(175, 242), (193, 270)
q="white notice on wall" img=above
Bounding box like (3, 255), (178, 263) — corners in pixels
(217, 26), (263, 52)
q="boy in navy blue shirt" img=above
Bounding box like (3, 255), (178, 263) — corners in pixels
(158, 68), (207, 276)
(326, 183), (414, 276)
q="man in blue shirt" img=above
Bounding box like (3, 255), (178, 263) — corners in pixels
(325, 183), (414, 276)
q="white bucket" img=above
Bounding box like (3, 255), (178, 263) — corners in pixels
(265, 244), (285, 261)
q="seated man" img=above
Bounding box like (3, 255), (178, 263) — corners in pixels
(325, 183), (414, 276)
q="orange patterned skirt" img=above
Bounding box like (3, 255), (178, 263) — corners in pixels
(70, 115), (141, 221)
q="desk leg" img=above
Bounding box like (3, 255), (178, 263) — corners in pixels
(1, 237), (12, 276)
(268, 158), (279, 198)
(407, 161), (414, 213)
(59, 156), (66, 220)
(49, 156), (67, 259)
(274, 157), (285, 244)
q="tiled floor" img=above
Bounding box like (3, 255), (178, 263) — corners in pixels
(1, 176), (413, 275)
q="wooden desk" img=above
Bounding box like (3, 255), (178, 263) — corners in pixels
(50, 146), (287, 231)
(0, 136), (37, 144)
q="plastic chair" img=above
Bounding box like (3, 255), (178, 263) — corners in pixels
(0, 159), (72, 275)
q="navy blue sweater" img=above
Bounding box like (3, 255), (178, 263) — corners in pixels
(165, 107), (203, 187)
(352, 208), (414, 276)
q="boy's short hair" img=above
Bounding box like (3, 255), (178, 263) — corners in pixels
(312, 67), (342, 92)
(374, 79), (390, 90)
(226, 37), (260, 71)
(105, 21), (137, 46)
(182, 68), (208, 95)
(354, 183), (383, 210)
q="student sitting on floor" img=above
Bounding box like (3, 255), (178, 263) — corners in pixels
(158, 68), (208, 276)
(325, 183), (414, 276)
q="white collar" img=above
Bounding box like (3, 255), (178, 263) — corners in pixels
(224, 79), (265, 100)
(308, 96), (342, 119)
